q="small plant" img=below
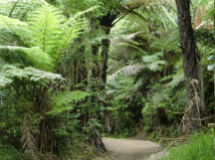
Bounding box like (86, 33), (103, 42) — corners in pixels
(159, 129), (214, 160)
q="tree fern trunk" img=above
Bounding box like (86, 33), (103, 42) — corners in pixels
(100, 28), (111, 84)
(175, 0), (202, 134)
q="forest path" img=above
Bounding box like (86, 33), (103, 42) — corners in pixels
(96, 138), (164, 160)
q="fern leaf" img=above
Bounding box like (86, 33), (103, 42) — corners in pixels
(3, 65), (63, 84)
(148, 60), (166, 71)
(27, 5), (66, 59)
(107, 64), (143, 83)
(0, 72), (13, 87)
(152, 92), (164, 105)
(167, 69), (184, 87)
(0, 0), (48, 20)
(0, 15), (30, 40)
(47, 91), (91, 115)
(142, 52), (164, 63)
(0, 46), (53, 71)
(160, 6), (177, 27)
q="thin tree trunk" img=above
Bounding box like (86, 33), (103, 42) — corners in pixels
(175, 0), (201, 134)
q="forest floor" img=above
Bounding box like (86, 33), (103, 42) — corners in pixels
(95, 138), (168, 160)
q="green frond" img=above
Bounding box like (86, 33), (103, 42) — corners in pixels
(0, 46), (53, 71)
(0, 73), (13, 87)
(0, 15), (30, 42)
(150, 31), (179, 52)
(0, 0), (48, 20)
(71, 5), (100, 19)
(160, 6), (177, 27)
(167, 69), (184, 88)
(148, 60), (166, 71)
(58, 17), (86, 54)
(152, 92), (164, 105)
(107, 75), (139, 99)
(27, 5), (66, 59)
(166, 53), (181, 67)
(2, 65), (63, 84)
(107, 64), (143, 83)
(27, 5), (90, 62)
(47, 90), (91, 115)
(160, 74), (174, 82)
(142, 52), (164, 63)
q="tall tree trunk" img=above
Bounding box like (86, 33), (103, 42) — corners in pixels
(175, 0), (201, 134)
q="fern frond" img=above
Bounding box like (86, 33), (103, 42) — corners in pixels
(107, 75), (139, 99)
(27, 5), (66, 59)
(107, 64), (143, 83)
(0, 15), (30, 41)
(0, 0), (48, 20)
(3, 65), (63, 84)
(58, 17), (86, 54)
(0, 46), (53, 70)
(47, 90), (91, 115)
(148, 60), (167, 71)
(160, 6), (177, 27)
(142, 52), (164, 63)
(160, 74), (174, 82)
(167, 69), (184, 87)
(27, 5), (90, 62)
(150, 31), (179, 52)
(152, 92), (164, 105)
(0, 72), (13, 87)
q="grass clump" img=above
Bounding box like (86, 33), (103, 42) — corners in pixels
(159, 128), (214, 160)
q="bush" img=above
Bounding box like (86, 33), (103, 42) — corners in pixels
(159, 129), (214, 160)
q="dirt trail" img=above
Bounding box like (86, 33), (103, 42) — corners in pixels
(96, 138), (164, 160)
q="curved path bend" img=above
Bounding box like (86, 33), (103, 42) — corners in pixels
(97, 138), (164, 160)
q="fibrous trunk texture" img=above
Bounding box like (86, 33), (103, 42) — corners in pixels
(175, 0), (201, 134)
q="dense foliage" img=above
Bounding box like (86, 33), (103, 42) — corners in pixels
(0, 0), (214, 159)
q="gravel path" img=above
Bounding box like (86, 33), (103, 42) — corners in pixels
(96, 138), (165, 160)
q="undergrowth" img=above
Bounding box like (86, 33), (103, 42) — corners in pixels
(159, 128), (214, 160)
(0, 143), (28, 160)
